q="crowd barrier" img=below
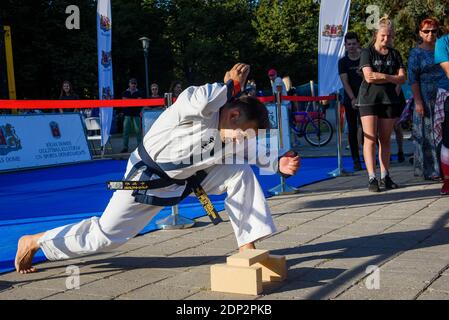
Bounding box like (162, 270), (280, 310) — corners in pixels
(0, 93), (343, 178)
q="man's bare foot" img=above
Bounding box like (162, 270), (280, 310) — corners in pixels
(15, 233), (43, 274)
(239, 242), (256, 252)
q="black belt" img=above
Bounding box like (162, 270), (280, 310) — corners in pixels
(107, 144), (223, 225)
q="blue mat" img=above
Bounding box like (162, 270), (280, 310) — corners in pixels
(0, 156), (355, 274)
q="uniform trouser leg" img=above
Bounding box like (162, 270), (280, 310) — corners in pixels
(37, 164), (276, 260)
(201, 164), (276, 247)
(37, 190), (163, 261)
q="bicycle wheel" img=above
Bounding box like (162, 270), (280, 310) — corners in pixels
(304, 118), (333, 146)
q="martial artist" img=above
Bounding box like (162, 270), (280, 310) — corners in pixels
(15, 63), (300, 274)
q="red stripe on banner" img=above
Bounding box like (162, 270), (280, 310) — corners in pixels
(0, 95), (335, 110)
(0, 99), (166, 109)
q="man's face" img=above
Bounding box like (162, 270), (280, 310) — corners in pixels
(151, 85), (158, 95)
(345, 38), (360, 54)
(219, 108), (258, 144)
(268, 73), (276, 81)
(129, 81), (137, 90)
(174, 84), (182, 96)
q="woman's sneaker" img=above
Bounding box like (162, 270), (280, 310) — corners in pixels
(380, 175), (399, 190)
(368, 178), (380, 192)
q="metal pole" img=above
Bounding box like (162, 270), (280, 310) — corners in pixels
(276, 91), (286, 193)
(156, 92), (195, 230)
(268, 91), (298, 195)
(310, 80), (317, 111)
(143, 50), (150, 99)
(328, 93), (349, 177)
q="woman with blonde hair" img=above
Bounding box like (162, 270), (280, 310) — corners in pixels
(356, 16), (406, 192)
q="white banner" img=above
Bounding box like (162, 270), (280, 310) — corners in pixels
(97, 0), (114, 147)
(318, 0), (351, 96)
(0, 114), (91, 171)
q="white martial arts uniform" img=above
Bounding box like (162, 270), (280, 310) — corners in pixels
(37, 82), (278, 261)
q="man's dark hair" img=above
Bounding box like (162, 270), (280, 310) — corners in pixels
(223, 95), (271, 129)
(345, 32), (359, 43)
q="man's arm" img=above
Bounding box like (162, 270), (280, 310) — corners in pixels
(176, 63), (249, 120)
(339, 73), (357, 106)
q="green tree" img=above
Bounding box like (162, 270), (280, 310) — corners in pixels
(252, 0), (320, 89)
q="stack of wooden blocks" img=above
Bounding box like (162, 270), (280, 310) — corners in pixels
(210, 249), (287, 295)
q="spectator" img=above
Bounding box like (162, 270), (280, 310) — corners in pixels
(356, 16), (406, 192)
(150, 83), (160, 98)
(408, 18), (443, 180)
(120, 78), (143, 153)
(58, 81), (79, 113)
(169, 81), (183, 98)
(282, 76), (301, 147)
(434, 18), (449, 195)
(338, 32), (364, 171)
(267, 69), (287, 96)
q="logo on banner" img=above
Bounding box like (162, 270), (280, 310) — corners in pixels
(102, 86), (113, 99)
(322, 24), (344, 38)
(49, 121), (61, 139)
(101, 50), (112, 68)
(99, 15), (111, 32)
(0, 123), (22, 155)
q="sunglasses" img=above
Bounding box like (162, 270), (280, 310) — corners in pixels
(421, 29), (437, 34)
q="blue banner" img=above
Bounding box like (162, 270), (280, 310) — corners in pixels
(97, 0), (114, 147)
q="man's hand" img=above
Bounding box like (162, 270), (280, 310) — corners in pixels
(224, 63), (250, 90)
(279, 151), (301, 176)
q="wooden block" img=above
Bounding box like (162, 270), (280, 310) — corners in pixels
(253, 254), (287, 282)
(210, 264), (262, 295)
(226, 249), (269, 267)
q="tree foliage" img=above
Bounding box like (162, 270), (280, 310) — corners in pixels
(0, 0), (448, 99)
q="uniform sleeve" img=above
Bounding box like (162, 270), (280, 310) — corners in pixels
(359, 48), (372, 70)
(408, 48), (420, 85)
(435, 37), (449, 64)
(175, 82), (228, 120)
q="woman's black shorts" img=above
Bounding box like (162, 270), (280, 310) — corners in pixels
(358, 104), (402, 119)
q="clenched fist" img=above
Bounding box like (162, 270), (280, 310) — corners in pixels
(224, 63), (250, 90)
(279, 151), (301, 176)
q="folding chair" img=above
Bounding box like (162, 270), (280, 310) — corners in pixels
(84, 117), (112, 156)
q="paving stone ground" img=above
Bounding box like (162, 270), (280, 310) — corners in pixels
(1, 160), (448, 300)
